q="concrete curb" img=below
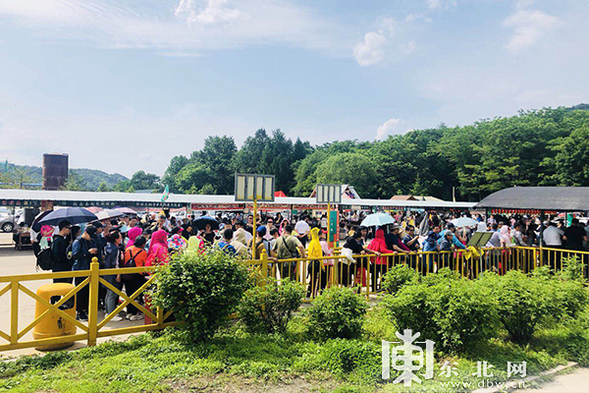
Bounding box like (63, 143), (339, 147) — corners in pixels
(472, 362), (578, 393)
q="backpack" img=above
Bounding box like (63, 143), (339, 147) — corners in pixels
(37, 247), (55, 271)
(121, 248), (145, 281)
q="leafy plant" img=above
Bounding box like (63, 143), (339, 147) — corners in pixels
(383, 276), (496, 353)
(381, 264), (419, 295)
(238, 278), (305, 334)
(480, 271), (559, 344)
(306, 287), (368, 340)
(153, 250), (250, 341)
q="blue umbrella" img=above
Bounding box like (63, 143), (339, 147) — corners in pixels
(360, 212), (396, 227)
(193, 215), (220, 231)
(38, 207), (98, 226)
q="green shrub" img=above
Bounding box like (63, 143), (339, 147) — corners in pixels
(480, 271), (558, 344)
(383, 277), (496, 353)
(381, 264), (419, 295)
(306, 287), (368, 340)
(238, 278), (305, 334)
(550, 279), (589, 319)
(559, 255), (587, 283)
(421, 267), (460, 286)
(154, 250), (250, 341)
(381, 284), (433, 342)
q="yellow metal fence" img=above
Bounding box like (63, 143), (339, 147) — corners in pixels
(249, 246), (589, 298)
(0, 259), (176, 352)
(0, 246), (587, 352)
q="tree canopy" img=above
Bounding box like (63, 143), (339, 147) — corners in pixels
(157, 106), (589, 200)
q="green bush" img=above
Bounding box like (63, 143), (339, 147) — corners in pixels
(306, 287), (368, 340)
(421, 267), (461, 286)
(559, 255), (587, 282)
(382, 277), (496, 353)
(381, 264), (419, 295)
(480, 271), (559, 344)
(238, 278), (305, 334)
(154, 250), (250, 341)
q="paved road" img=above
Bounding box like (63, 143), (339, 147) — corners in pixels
(0, 233), (143, 358)
(519, 367), (589, 393)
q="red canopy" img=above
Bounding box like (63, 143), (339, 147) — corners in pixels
(274, 191), (287, 198)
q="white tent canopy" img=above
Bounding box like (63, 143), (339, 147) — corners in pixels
(0, 189), (475, 210)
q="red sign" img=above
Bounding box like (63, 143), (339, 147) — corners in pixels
(191, 203), (244, 211)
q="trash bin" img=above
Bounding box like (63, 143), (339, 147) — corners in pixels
(33, 283), (77, 350)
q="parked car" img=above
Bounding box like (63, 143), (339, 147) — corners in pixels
(0, 214), (16, 232)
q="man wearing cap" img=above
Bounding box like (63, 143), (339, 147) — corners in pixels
(437, 223), (467, 250)
(71, 225), (99, 321)
(385, 224), (411, 253)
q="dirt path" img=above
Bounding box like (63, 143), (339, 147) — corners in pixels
(519, 367), (589, 393)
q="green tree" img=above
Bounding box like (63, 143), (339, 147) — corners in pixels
(62, 171), (87, 191)
(130, 170), (160, 190)
(543, 125), (589, 185)
(234, 129), (270, 174)
(196, 136), (237, 194)
(314, 152), (378, 197)
(162, 155), (189, 193)
(292, 150), (328, 196)
(97, 181), (109, 192)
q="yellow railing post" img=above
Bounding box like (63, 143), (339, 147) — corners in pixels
(260, 249), (268, 287)
(10, 279), (18, 345)
(87, 257), (100, 347)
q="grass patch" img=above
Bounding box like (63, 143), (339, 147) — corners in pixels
(1, 316), (587, 393)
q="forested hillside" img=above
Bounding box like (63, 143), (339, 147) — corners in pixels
(162, 106), (589, 201)
(3, 106), (588, 200)
(0, 164), (128, 191)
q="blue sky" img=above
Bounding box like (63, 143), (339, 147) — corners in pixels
(0, 0), (587, 177)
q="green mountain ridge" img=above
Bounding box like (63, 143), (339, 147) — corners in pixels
(1, 163), (128, 191)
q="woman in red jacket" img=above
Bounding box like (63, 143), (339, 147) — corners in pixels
(366, 228), (395, 292)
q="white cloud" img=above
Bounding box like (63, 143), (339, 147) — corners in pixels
(515, 0), (534, 10)
(353, 17), (404, 66)
(174, 0), (244, 25)
(400, 41), (417, 54)
(426, 0), (457, 10)
(156, 51), (202, 57)
(353, 31), (388, 66)
(503, 9), (560, 53)
(405, 13), (432, 23)
(375, 118), (407, 140)
(0, 0), (343, 54)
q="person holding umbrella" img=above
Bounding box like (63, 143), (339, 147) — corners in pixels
(51, 220), (72, 283)
(193, 216), (219, 245)
(71, 225), (99, 321)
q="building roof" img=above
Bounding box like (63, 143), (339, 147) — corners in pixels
(390, 195), (419, 201)
(0, 188), (476, 210)
(476, 187), (589, 212)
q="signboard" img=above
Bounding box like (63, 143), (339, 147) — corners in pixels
(249, 203), (291, 212)
(328, 210), (338, 243)
(316, 184), (341, 204)
(235, 174), (275, 202)
(191, 203), (244, 211)
(0, 199), (184, 208)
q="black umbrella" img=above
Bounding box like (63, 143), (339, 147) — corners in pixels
(32, 210), (54, 232)
(193, 215), (219, 231)
(38, 207), (98, 227)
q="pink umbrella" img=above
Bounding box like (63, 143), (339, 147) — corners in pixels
(86, 207), (103, 214)
(116, 207), (138, 215)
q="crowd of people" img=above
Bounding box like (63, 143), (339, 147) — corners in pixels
(37, 208), (589, 321)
